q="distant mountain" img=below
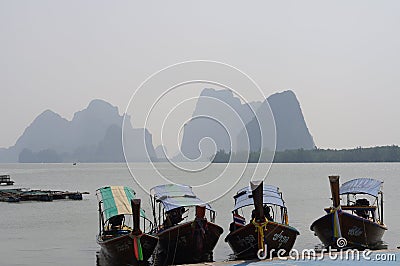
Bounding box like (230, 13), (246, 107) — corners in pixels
(155, 145), (167, 159)
(0, 91), (314, 163)
(70, 99), (123, 151)
(242, 90), (315, 152)
(180, 89), (314, 161)
(180, 88), (262, 160)
(154, 145), (170, 162)
(0, 99), (156, 163)
(15, 109), (71, 153)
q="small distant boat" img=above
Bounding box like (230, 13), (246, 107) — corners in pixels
(96, 186), (158, 266)
(225, 181), (299, 259)
(72, 162), (77, 166)
(150, 184), (224, 265)
(0, 174), (14, 186)
(310, 176), (387, 250)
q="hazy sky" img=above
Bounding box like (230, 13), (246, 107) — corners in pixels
(1, 1), (399, 149)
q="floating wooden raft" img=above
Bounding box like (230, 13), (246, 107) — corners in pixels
(0, 188), (89, 203)
(0, 175), (15, 186)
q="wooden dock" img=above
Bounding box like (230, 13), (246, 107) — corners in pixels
(0, 175), (15, 186)
(0, 188), (89, 203)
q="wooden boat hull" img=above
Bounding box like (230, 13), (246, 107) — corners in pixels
(97, 233), (158, 266)
(225, 221), (299, 260)
(310, 211), (387, 249)
(154, 220), (223, 265)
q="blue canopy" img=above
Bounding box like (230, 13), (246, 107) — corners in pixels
(233, 184), (285, 211)
(151, 184), (213, 212)
(340, 178), (383, 197)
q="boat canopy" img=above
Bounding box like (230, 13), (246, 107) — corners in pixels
(233, 184), (285, 211)
(151, 184), (213, 212)
(339, 178), (383, 197)
(96, 186), (145, 222)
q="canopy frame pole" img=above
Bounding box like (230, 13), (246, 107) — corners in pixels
(380, 191), (384, 225)
(158, 201), (161, 227)
(151, 195), (157, 230)
(98, 201), (103, 235)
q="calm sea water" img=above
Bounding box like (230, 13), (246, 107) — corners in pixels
(0, 163), (399, 265)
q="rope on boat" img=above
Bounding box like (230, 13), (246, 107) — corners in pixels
(171, 225), (180, 263)
(252, 218), (269, 252)
(233, 220), (283, 258)
(362, 219), (368, 246)
(191, 218), (207, 238)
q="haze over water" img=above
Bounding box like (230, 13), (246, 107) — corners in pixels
(0, 163), (398, 265)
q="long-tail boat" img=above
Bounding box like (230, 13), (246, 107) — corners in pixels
(225, 181), (299, 260)
(96, 186), (158, 265)
(150, 184), (223, 265)
(310, 176), (387, 250)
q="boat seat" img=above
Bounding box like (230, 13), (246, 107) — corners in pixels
(103, 229), (131, 238)
(105, 224), (132, 231)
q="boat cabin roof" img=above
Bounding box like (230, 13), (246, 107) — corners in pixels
(233, 184), (285, 211)
(96, 186), (145, 222)
(339, 178), (383, 197)
(151, 184), (213, 212)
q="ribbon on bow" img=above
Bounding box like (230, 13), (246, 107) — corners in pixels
(252, 218), (269, 251)
(132, 234), (143, 261)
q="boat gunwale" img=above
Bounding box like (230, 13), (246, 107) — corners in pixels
(310, 210), (388, 231)
(97, 231), (158, 245)
(156, 219), (223, 237)
(225, 220), (300, 243)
